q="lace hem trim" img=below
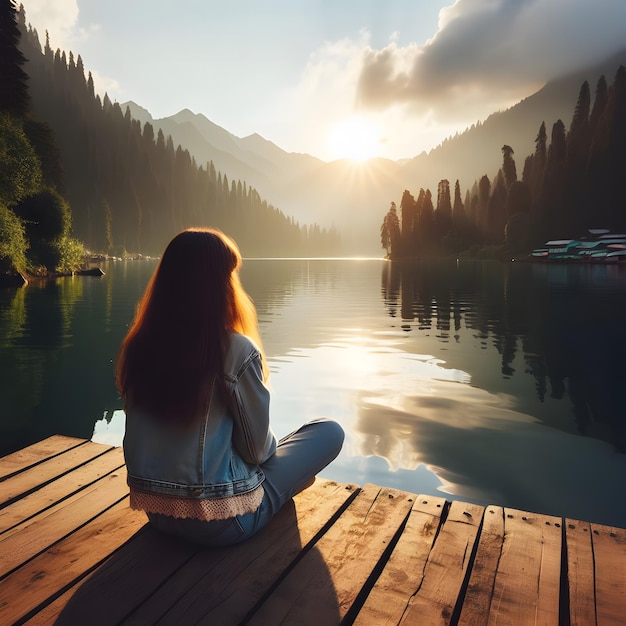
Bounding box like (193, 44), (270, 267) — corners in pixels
(129, 485), (264, 521)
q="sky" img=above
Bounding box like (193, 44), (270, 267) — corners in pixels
(19, 0), (626, 162)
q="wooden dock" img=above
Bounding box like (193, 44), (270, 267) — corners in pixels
(1, 436), (624, 625)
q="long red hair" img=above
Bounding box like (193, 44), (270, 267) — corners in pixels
(115, 227), (266, 425)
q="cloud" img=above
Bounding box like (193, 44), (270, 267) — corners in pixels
(21, 0), (80, 51)
(273, 30), (463, 160)
(355, 0), (626, 123)
(267, 33), (375, 158)
(353, 384), (626, 524)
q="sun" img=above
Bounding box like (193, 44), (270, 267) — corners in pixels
(328, 117), (380, 162)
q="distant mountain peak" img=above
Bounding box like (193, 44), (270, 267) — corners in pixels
(120, 101), (153, 125)
(171, 108), (197, 120)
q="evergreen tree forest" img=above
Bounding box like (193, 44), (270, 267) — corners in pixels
(381, 67), (626, 260)
(7, 2), (339, 265)
(0, 0), (84, 277)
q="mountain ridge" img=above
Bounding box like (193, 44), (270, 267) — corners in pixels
(121, 47), (626, 254)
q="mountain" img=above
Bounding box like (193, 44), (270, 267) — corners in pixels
(121, 49), (626, 255)
(402, 49), (626, 193)
(122, 102), (324, 207)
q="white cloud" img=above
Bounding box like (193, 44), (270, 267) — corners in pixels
(355, 0), (626, 124)
(89, 70), (123, 101)
(21, 0), (80, 51)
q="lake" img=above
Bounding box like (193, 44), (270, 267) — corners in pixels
(1, 258), (626, 528)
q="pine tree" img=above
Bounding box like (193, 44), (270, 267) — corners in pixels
(541, 119), (567, 238)
(477, 175), (491, 233)
(589, 75), (608, 133)
(488, 171), (507, 242)
(452, 180), (465, 224)
(400, 189), (416, 253)
(0, 0), (30, 115)
(501, 145), (517, 189)
(566, 81), (591, 234)
(435, 179), (452, 240)
(380, 201), (400, 258)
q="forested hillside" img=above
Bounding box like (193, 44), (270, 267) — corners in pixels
(1, 0), (85, 279)
(15, 7), (339, 258)
(381, 67), (626, 259)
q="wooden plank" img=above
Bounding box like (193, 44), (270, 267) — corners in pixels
(21, 590), (70, 626)
(466, 507), (562, 625)
(457, 505), (505, 626)
(0, 436), (86, 481)
(50, 526), (199, 625)
(591, 523), (626, 626)
(399, 500), (484, 625)
(246, 484), (416, 625)
(0, 447), (125, 534)
(565, 519), (596, 626)
(0, 441), (114, 507)
(354, 494), (447, 625)
(0, 500), (146, 626)
(124, 479), (359, 625)
(0, 466), (129, 577)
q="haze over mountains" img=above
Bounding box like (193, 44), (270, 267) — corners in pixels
(123, 49), (626, 255)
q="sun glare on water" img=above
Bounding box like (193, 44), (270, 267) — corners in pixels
(328, 117), (380, 162)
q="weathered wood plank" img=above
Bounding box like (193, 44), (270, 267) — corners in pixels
(591, 523), (626, 626)
(51, 526), (198, 625)
(565, 519), (596, 626)
(3, 435), (626, 626)
(0, 447), (125, 535)
(123, 479), (359, 625)
(464, 507), (562, 625)
(21, 590), (70, 626)
(399, 500), (484, 626)
(457, 505), (505, 626)
(0, 466), (129, 577)
(0, 500), (146, 626)
(353, 495), (447, 625)
(246, 484), (415, 625)
(0, 440), (114, 507)
(0, 436), (86, 481)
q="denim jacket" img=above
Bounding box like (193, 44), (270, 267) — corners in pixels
(123, 333), (277, 500)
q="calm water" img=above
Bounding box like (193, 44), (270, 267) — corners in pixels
(1, 258), (626, 527)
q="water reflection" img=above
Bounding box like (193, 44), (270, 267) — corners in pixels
(381, 260), (626, 451)
(0, 263), (152, 456)
(2, 258), (626, 528)
(355, 380), (626, 525)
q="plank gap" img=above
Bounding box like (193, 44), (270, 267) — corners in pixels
(0, 445), (116, 511)
(449, 504), (488, 626)
(17, 523), (152, 626)
(559, 519), (571, 626)
(239, 485), (362, 624)
(342, 504), (413, 625)
(0, 493), (131, 583)
(0, 437), (89, 483)
(0, 459), (126, 536)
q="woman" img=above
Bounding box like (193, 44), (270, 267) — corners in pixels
(116, 227), (344, 546)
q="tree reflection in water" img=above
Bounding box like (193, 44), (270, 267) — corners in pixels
(381, 259), (626, 451)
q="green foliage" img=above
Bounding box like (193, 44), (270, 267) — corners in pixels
(389, 66), (626, 257)
(22, 118), (65, 191)
(13, 188), (71, 269)
(0, 203), (28, 273)
(15, 12), (340, 258)
(14, 188), (70, 240)
(380, 202), (400, 257)
(0, 113), (43, 206)
(54, 235), (85, 272)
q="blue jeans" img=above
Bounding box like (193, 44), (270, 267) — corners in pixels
(147, 418), (344, 546)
